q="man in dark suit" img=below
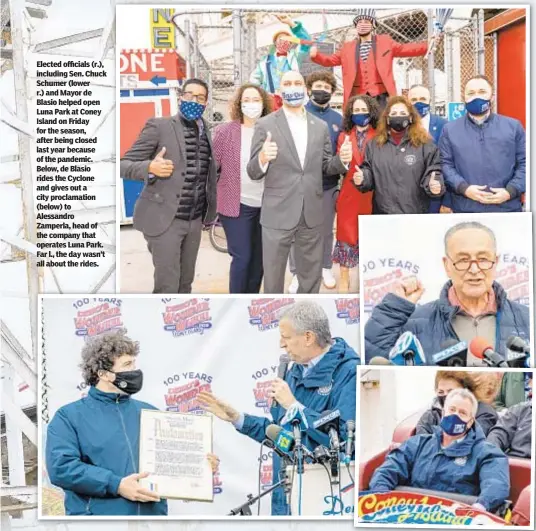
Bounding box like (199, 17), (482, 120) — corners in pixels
(247, 70), (352, 294)
(310, 8), (428, 108)
(120, 78), (217, 293)
(408, 84), (448, 213)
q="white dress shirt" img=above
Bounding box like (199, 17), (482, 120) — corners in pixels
(282, 106), (308, 168)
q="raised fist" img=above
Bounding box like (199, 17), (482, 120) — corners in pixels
(393, 276), (425, 304)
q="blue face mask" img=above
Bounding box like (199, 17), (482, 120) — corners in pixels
(180, 100), (206, 121)
(281, 87), (305, 107)
(465, 97), (491, 116)
(352, 113), (371, 127)
(440, 414), (469, 436)
(414, 102), (430, 118)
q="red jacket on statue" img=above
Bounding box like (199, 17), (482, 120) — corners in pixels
(312, 34), (428, 104)
(335, 127), (376, 248)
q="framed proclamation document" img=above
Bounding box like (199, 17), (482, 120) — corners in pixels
(138, 410), (214, 502)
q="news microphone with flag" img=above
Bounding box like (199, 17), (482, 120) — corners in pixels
(313, 410), (342, 478)
(507, 336), (530, 354)
(432, 339), (468, 366)
(343, 420), (355, 465)
(388, 331), (426, 366)
(265, 425), (315, 461)
(470, 337), (508, 368)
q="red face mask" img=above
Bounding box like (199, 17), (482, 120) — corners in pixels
(356, 19), (373, 36)
(275, 39), (291, 54)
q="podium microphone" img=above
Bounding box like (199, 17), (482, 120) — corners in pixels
(388, 332), (425, 366)
(342, 420), (355, 465)
(313, 410), (341, 479)
(272, 354), (290, 407)
(432, 339), (468, 366)
(506, 336), (530, 368)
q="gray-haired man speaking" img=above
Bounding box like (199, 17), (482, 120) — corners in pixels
(198, 300), (360, 515)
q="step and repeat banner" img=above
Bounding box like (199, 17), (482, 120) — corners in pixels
(41, 296), (359, 517)
(359, 212), (532, 324)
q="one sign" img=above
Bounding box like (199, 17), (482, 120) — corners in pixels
(287, 463), (355, 517)
(150, 8), (176, 49)
(358, 491), (506, 525)
(119, 49), (186, 89)
(447, 102), (466, 121)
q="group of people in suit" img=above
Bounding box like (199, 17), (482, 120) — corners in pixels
(120, 8), (525, 295)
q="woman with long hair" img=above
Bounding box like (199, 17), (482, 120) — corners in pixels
(333, 94), (380, 293)
(212, 83), (273, 293)
(353, 95), (445, 214)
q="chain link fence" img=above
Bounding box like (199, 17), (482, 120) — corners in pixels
(172, 9), (488, 127)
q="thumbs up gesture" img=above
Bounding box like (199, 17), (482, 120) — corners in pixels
(429, 171), (442, 196)
(259, 131), (278, 166)
(148, 147), (174, 178)
(339, 135), (353, 165)
(353, 165), (364, 186)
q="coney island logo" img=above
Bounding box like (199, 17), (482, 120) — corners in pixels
(73, 298), (123, 338)
(212, 462), (224, 495)
(358, 492), (505, 525)
(252, 365), (279, 413)
(248, 298), (295, 332)
(335, 298), (359, 325)
(260, 461), (273, 491)
(323, 481), (355, 516)
(161, 298), (212, 337)
(496, 256), (530, 307)
(362, 258), (421, 314)
(163, 372), (213, 415)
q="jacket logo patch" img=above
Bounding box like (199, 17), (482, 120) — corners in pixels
(332, 124), (339, 132)
(317, 382), (333, 395)
(454, 456), (468, 466)
(404, 154), (417, 166)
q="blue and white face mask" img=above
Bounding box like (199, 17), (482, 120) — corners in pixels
(440, 413), (469, 436)
(465, 97), (491, 116)
(281, 87), (305, 107)
(413, 101), (430, 118)
(180, 100), (206, 121)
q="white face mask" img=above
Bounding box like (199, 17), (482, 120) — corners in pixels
(281, 86), (306, 107)
(241, 102), (263, 120)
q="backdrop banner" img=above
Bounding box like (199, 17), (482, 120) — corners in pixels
(41, 296), (360, 517)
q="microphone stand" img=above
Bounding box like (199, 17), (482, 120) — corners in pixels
(227, 478), (288, 516)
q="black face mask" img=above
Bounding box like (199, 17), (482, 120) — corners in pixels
(311, 89), (332, 106)
(436, 395), (446, 408)
(111, 369), (143, 395)
(388, 115), (411, 132)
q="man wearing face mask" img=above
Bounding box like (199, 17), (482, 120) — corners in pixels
(46, 329), (219, 516)
(288, 71), (343, 293)
(247, 70), (352, 294)
(416, 371), (498, 436)
(250, 14), (311, 109)
(120, 78), (217, 294)
(310, 9), (428, 109)
(439, 75), (526, 213)
(369, 388), (510, 513)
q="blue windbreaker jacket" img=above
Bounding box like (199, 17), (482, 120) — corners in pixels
(46, 386), (168, 516)
(369, 424), (510, 512)
(237, 337), (359, 515)
(365, 281), (530, 364)
(439, 113), (526, 213)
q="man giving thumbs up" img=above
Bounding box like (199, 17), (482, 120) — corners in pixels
(247, 70), (349, 294)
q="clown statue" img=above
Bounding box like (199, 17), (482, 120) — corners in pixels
(250, 14), (311, 108)
(311, 8), (429, 109)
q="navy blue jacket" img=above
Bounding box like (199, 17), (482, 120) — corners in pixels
(237, 337), (359, 515)
(369, 425), (510, 512)
(46, 386), (168, 516)
(428, 113), (449, 213)
(365, 281), (530, 364)
(439, 113), (526, 213)
(305, 101), (343, 190)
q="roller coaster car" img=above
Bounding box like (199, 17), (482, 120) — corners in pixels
(359, 411), (532, 526)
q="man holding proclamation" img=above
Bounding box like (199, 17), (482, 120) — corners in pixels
(46, 329), (219, 516)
